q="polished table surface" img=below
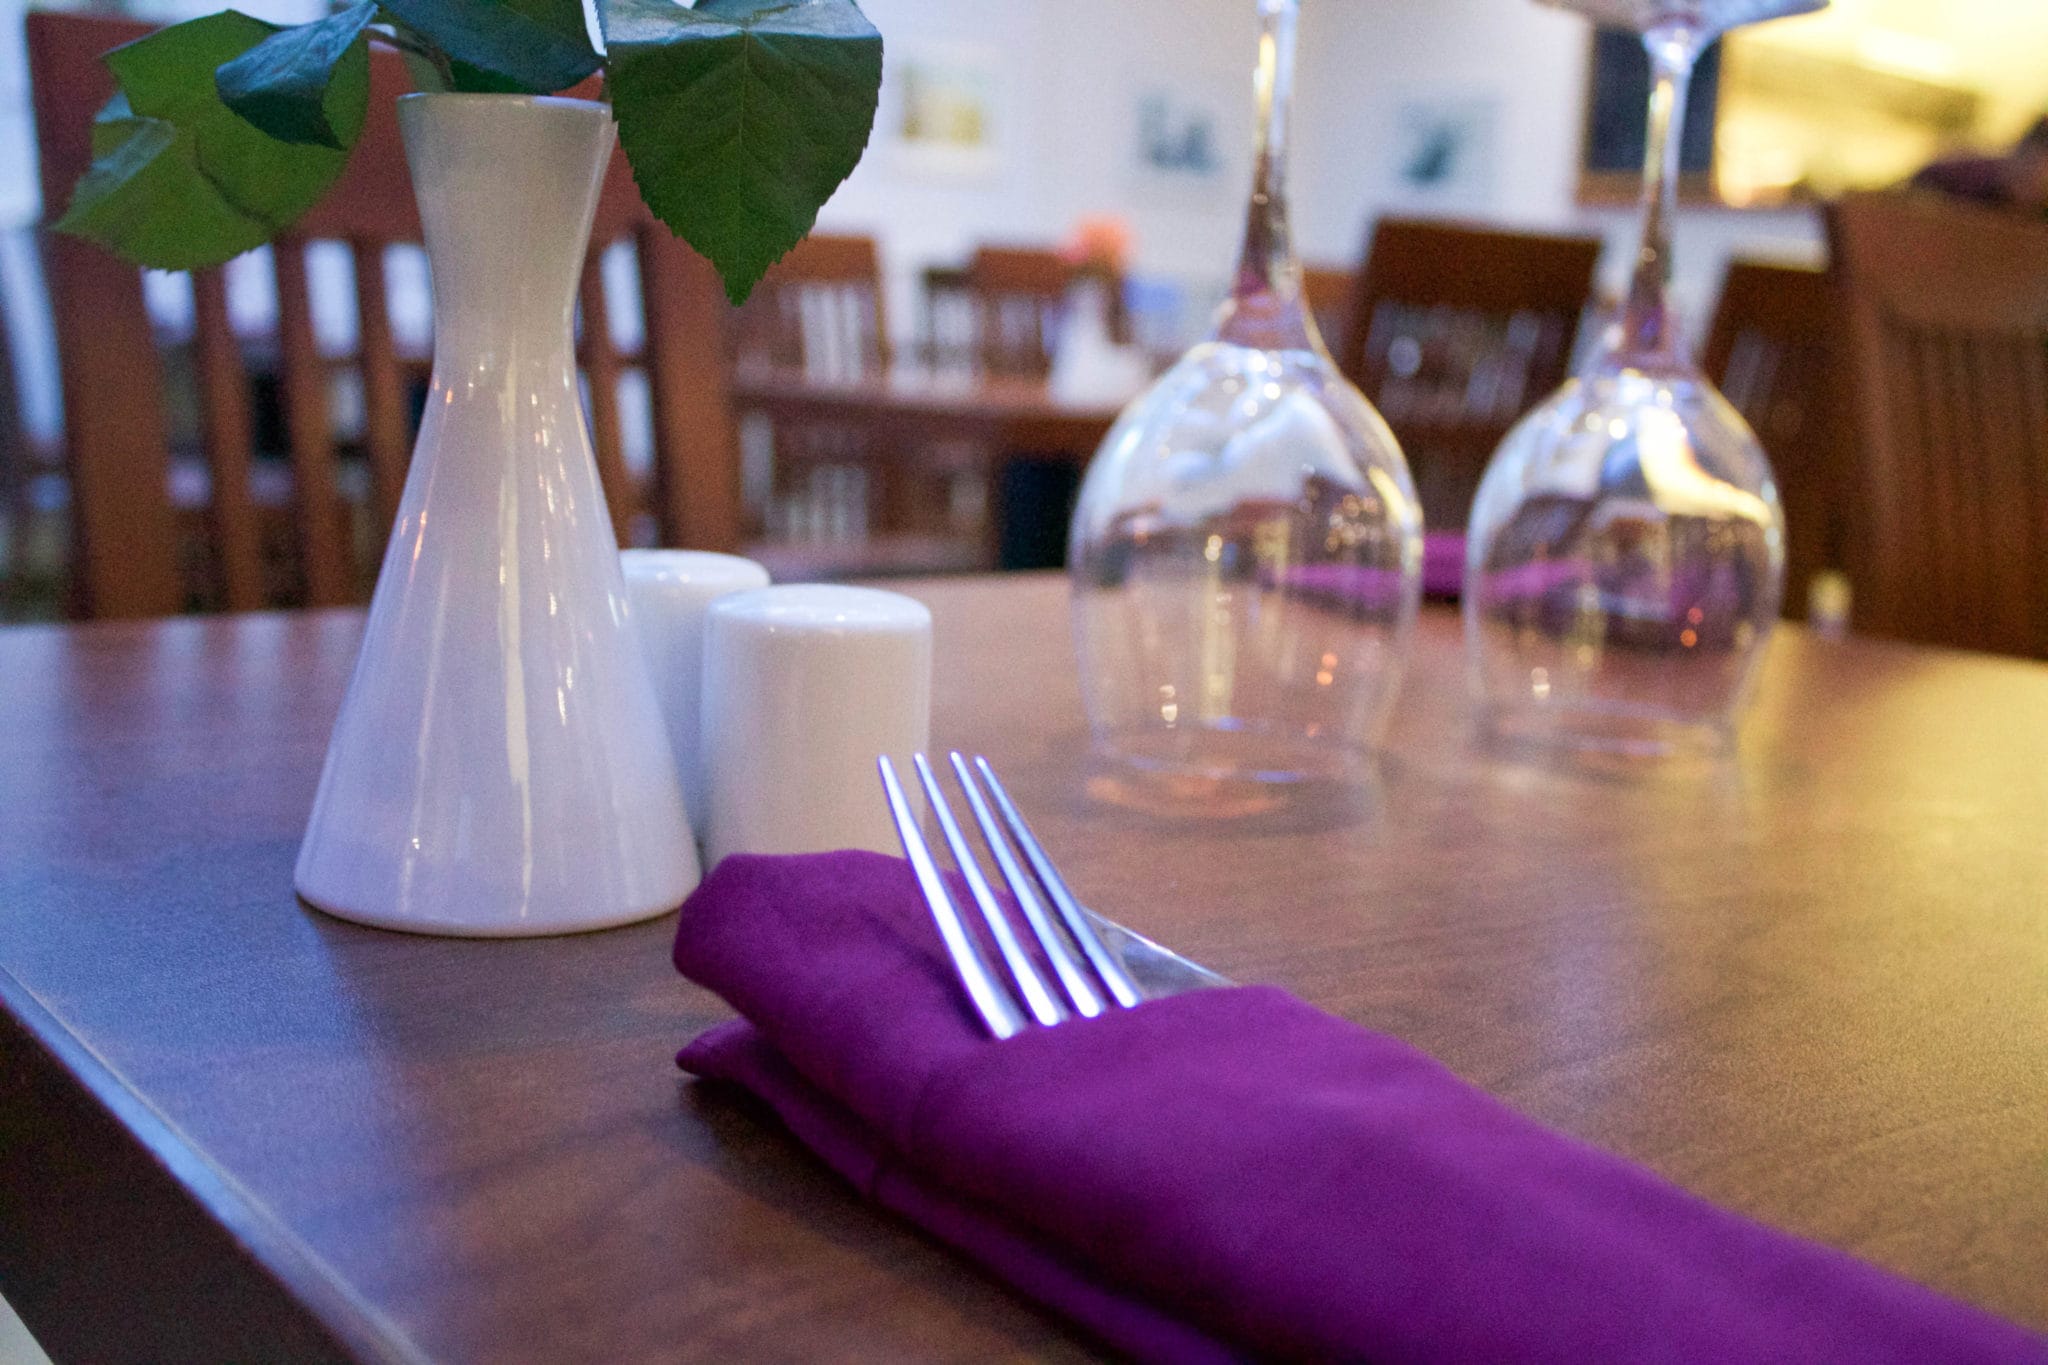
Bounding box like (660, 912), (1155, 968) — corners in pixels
(2, 575), (2044, 1361)
(729, 367), (1124, 459)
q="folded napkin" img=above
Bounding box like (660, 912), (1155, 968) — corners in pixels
(1272, 533), (1466, 612)
(674, 851), (2047, 1364)
(1423, 529), (1464, 597)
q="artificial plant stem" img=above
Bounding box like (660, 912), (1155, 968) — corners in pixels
(1617, 23), (1699, 369)
(1215, 0), (1318, 353)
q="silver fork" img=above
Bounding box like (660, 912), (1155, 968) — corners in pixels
(877, 752), (1226, 1039)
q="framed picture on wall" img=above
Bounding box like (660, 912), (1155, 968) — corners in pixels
(1384, 94), (1501, 212)
(888, 43), (1004, 181)
(1125, 68), (1247, 206)
(1578, 28), (1723, 204)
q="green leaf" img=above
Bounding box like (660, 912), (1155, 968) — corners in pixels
(56, 11), (353, 271)
(447, 58), (535, 94)
(214, 0), (376, 149)
(602, 0), (883, 304)
(378, 0), (600, 94)
(60, 108), (268, 271)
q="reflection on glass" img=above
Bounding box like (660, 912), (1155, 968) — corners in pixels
(1068, 0), (1421, 783)
(1464, 2), (1818, 755)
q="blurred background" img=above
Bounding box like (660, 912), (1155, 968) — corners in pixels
(4, 0), (2046, 634)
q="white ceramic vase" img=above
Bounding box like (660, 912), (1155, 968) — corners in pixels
(294, 94), (699, 936)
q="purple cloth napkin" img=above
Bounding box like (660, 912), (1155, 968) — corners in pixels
(674, 851), (2047, 1364)
(1424, 529), (1464, 597)
(1270, 533), (1466, 611)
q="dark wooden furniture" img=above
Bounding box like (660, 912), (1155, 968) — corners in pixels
(966, 245), (1069, 380)
(731, 233), (892, 381)
(3, 577), (2045, 1360)
(1301, 264), (1355, 356)
(0, 228), (59, 615)
(1334, 217), (1603, 534)
(727, 370), (1123, 577)
(918, 263), (979, 373)
(1826, 191), (2048, 657)
(27, 12), (740, 620)
(729, 371), (1119, 465)
(963, 246), (1131, 381)
(1701, 258), (1844, 622)
(725, 233), (964, 572)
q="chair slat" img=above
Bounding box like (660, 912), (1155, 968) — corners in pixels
(639, 225), (742, 553)
(579, 250), (637, 545)
(189, 268), (266, 612)
(1700, 259), (1844, 620)
(26, 14), (185, 620)
(350, 239), (411, 549)
(1829, 192), (2048, 657)
(271, 237), (352, 606)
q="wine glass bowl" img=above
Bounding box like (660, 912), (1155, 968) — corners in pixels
(1070, 337), (1421, 781)
(1464, 366), (1782, 755)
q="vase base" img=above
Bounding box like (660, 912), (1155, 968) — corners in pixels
(296, 881), (683, 939)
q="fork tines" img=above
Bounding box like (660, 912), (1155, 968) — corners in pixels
(878, 752), (1141, 1040)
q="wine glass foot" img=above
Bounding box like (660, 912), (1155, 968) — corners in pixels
(1091, 720), (1377, 787)
(1475, 701), (1734, 761)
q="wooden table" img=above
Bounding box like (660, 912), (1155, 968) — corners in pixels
(729, 368), (1124, 462)
(2, 576), (2044, 1362)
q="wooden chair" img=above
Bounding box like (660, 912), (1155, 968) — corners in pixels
(1300, 264), (1354, 356)
(963, 245), (1136, 381)
(1700, 258), (1844, 622)
(1335, 217), (1602, 534)
(917, 263), (978, 374)
(726, 235), (999, 577)
(0, 230), (61, 617)
(966, 246), (1074, 380)
(28, 10), (738, 618)
(1826, 191), (2048, 657)
(730, 233), (891, 382)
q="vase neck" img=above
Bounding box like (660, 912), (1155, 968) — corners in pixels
(1212, 0), (1323, 355)
(398, 95), (614, 359)
(1608, 23), (1700, 372)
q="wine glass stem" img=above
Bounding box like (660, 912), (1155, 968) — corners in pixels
(1618, 24), (1700, 368)
(1215, 0), (1319, 353)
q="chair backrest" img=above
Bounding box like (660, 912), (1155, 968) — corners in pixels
(965, 244), (1134, 380)
(1300, 265), (1354, 357)
(27, 10), (740, 619)
(917, 263), (978, 374)
(1701, 257), (1843, 621)
(1335, 217), (1602, 534)
(1826, 191), (2048, 657)
(731, 233), (890, 382)
(968, 246), (1071, 379)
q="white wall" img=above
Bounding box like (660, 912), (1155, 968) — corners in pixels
(815, 0), (1260, 341)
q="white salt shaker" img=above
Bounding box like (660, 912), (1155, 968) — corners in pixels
(700, 585), (932, 867)
(620, 550), (771, 840)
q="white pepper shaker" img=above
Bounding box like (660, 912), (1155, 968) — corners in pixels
(700, 585), (932, 867)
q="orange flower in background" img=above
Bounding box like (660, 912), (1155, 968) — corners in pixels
(1060, 215), (1135, 274)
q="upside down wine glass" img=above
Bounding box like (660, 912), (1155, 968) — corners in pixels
(1463, 0), (1824, 755)
(1069, 0), (1422, 785)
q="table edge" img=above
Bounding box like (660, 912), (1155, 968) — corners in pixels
(0, 963), (430, 1365)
